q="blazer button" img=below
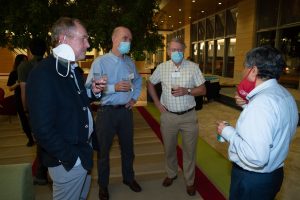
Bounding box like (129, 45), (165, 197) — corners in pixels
(84, 124), (88, 128)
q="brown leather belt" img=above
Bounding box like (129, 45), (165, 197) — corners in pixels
(167, 107), (194, 115)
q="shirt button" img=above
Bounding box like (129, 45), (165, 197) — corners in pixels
(84, 125), (88, 128)
(83, 107), (87, 111)
(77, 91), (81, 94)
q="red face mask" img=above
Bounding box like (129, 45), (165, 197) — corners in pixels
(237, 68), (256, 101)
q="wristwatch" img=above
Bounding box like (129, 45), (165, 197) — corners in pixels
(187, 88), (192, 95)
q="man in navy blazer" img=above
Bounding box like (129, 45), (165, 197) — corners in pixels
(26, 17), (106, 200)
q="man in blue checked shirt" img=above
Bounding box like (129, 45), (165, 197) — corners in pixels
(85, 26), (142, 200)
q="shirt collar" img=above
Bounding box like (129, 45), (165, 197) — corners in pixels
(247, 79), (278, 99)
(170, 59), (186, 70)
(109, 51), (125, 63)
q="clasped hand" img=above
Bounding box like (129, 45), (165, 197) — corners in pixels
(171, 87), (187, 97)
(115, 80), (131, 92)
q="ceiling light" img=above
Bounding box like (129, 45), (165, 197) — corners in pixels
(161, 20), (164, 23)
(192, 0), (196, 2)
(201, 10), (205, 13)
(189, 16), (191, 19)
(169, 15), (172, 18)
(179, 21), (182, 24)
(179, 9), (182, 12)
(218, 2), (222, 5)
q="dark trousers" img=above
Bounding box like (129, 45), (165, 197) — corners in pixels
(96, 106), (134, 187)
(15, 96), (34, 142)
(230, 163), (283, 200)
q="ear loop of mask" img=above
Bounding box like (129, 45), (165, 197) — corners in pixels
(55, 55), (70, 77)
(55, 35), (71, 77)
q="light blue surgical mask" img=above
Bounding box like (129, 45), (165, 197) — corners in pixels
(118, 41), (131, 54)
(171, 51), (184, 64)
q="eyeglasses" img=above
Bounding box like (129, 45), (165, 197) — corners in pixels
(67, 33), (89, 43)
(169, 48), (183, 52)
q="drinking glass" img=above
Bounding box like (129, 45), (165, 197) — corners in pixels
(122, 77), (133, 91)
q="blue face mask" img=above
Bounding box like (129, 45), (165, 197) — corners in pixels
(171, 51), (184, 64)
(118, 41), (131, 54)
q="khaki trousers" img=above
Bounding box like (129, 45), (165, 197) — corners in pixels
(160, 109), (199, 186)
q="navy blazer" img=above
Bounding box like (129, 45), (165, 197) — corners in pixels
(27, 55), (95, 171)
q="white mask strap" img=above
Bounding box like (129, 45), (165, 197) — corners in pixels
(55, 55), (70, 77)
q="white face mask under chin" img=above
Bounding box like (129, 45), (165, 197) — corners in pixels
(52, 44), (76, 77)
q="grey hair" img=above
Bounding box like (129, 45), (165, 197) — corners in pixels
(167, 37), (186, 50)
(51, 17), (83, 46)
(244, 46), (286, 80)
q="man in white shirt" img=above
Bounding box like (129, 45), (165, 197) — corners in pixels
(217, 46), (298, 200)
(147, 38), (206, 196)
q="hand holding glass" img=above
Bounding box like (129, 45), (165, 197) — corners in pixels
(171, 78), (179, 94)
(122, 77), (133, 92)
(94, 73), (107, 89)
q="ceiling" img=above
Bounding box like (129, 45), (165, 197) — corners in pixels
(155, 0), (241, 31)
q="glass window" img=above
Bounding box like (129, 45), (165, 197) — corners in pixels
(192, 42), (198, 63)
(198, 20), (205, 41)
(191, 23), (198, 42)
(278, 26), (300, 88)
(206, 40), (214, 74)
(214, 39), (224, 76)
(206, 17), (215, 39)
(257, 31), (276, 47)
(280, 0), (300, 25)
(256, 0), (279, 29)
(199, 41), (205, 72)
(225, 38), (235, 78)
(226, 8), (237, 36)
(215, 12), (225, 38)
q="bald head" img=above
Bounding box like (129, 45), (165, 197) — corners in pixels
(112, 26), (131, 40)
(111, 26), (132, 56)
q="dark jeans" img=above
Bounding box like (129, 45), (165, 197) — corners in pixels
(230, 163), (283, 200)
(96, 106), (134, 187)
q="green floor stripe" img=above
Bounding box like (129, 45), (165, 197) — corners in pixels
(144, 103), (231, 198)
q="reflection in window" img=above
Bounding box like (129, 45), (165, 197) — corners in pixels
(206, 17), (215, 39)
(206, 40), (214, 74)
(257, 31), (276, 47)
(215, 39), (224, 76)
(191, 23), (197, 42)
(226, 8), (237, 35)
(280, 0), (300, 25)
(198, 20), (205, 41)
(278, 26), (300, 88)
(192, 43), (198, 64)
(257, 0), (279, 29)
(199, 41), (205, 72)
(215, 12), (225, 38)
(225, 38), (235, 77)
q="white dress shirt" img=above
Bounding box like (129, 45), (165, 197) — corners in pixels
(222, 79), (298, 173)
